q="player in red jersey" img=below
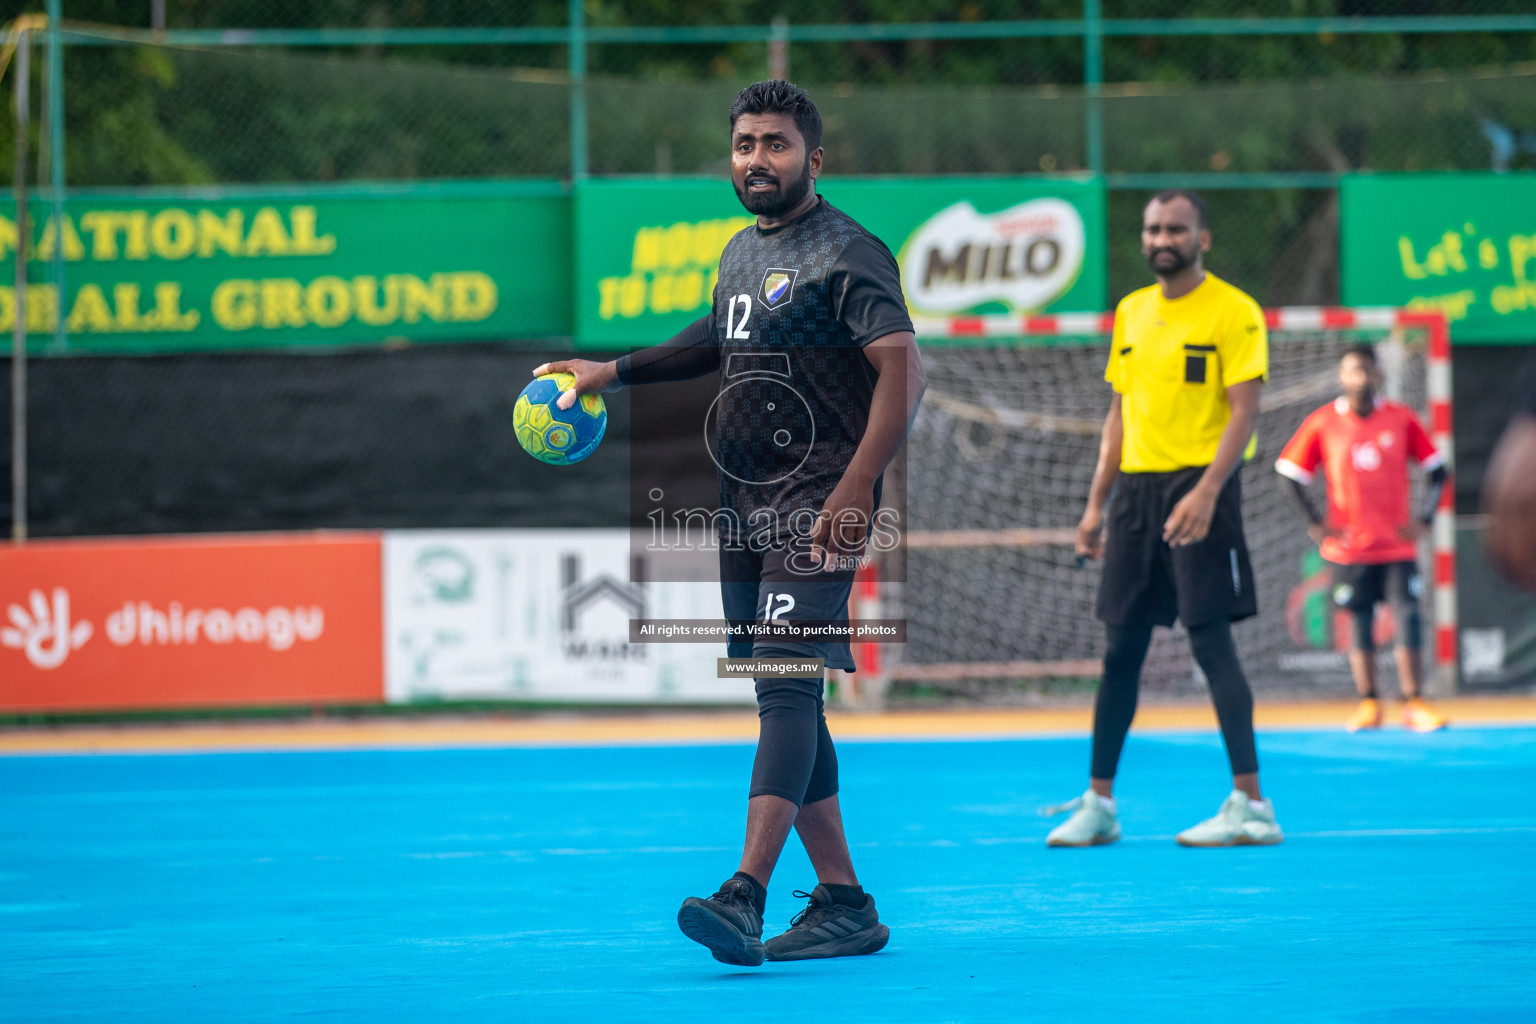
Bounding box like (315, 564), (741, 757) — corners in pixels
(1276, 345), (1449, 733)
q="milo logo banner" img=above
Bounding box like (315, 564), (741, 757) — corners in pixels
(574, 177), (1106, 347)
(838, 180), (1102, 320)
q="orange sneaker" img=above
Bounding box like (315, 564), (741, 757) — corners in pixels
(1346, 698), (1383, 732)
(1402, 698), (1448, 733)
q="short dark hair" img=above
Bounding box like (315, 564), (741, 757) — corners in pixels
(729, 80), (823, 153)
(1341, 344), (1378, 365)
(1148, 188), (1208, 229)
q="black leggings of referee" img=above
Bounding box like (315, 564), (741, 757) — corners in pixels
(1090, 619), (1259, 781)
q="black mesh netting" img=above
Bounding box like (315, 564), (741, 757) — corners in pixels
(0, 342), (630, 537)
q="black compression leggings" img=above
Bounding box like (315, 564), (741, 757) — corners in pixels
(1351, 599), (1423, 652)
(1091, 621), (1259, 779)
(748, 651), (840, 806)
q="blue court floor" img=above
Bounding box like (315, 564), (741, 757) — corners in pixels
(3, 727), (1534, 1023)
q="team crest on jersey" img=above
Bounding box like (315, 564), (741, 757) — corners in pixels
(759, 268), (798, 310)
(1351, 441), (1382, 472)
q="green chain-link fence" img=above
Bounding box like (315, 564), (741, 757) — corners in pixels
(1, 2), (1534, 306)
(3, 2), (1533, 677)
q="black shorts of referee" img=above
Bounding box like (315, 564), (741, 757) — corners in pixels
(1096, 466), (1257, 628)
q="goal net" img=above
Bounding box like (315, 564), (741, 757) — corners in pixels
(868, 309), (1453, 705)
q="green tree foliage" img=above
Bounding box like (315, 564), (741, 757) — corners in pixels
(0, 42), (216, 186)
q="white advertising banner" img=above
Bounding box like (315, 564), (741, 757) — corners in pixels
(383, 529), (749, 704)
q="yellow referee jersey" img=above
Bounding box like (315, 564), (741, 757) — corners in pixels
(1105, 273), (1268, 473)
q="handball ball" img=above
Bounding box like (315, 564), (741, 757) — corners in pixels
(514, 372), (607, 465)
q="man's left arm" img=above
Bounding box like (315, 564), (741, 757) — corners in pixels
(812, 332), (927, 568)
(1405, 413), (1448, 537)
(1164, 378), (1262, 546)
(811, 236), (927, 567)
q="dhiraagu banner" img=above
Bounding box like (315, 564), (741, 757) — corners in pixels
(0, 181), (573, 353)
(574, 176), (1106, 348)
(1341, 173), (1536, 343)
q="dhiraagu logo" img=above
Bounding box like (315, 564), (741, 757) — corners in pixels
(2, 588), (93, 670)
(899, 197), (1086, 315)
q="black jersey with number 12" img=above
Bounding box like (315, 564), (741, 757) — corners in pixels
(706, 196), (912, 545)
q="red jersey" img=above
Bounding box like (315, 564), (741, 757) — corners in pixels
(1276, 397), (1443, 565)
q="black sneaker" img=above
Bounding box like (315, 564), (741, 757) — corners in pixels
(676, 877), (766, 967)
(764, 885), (890, 961)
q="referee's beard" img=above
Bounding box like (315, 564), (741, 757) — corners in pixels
(733, 156), (814, 218)
(1146, 242), (1198, 277)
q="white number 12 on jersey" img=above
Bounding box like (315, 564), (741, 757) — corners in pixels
(727, 294), (752, 340)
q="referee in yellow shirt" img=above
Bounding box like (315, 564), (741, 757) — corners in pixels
(1045, 190), (1284, 849)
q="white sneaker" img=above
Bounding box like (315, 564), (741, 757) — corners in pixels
(1043, 788), (1121, 847)
(1176, 790), (1284, 847)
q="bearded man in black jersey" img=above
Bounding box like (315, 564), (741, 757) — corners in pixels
(534, 81), (926, 966)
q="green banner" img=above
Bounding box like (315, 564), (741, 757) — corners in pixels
(0, 182), (572, 354)
(574, 176), (1106, 348)
(1341, 173), (1536, 343)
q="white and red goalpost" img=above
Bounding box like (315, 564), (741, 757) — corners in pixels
(841, 307), (1456, 707)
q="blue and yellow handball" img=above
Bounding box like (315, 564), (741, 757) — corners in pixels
(514, 372), (607, 465)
